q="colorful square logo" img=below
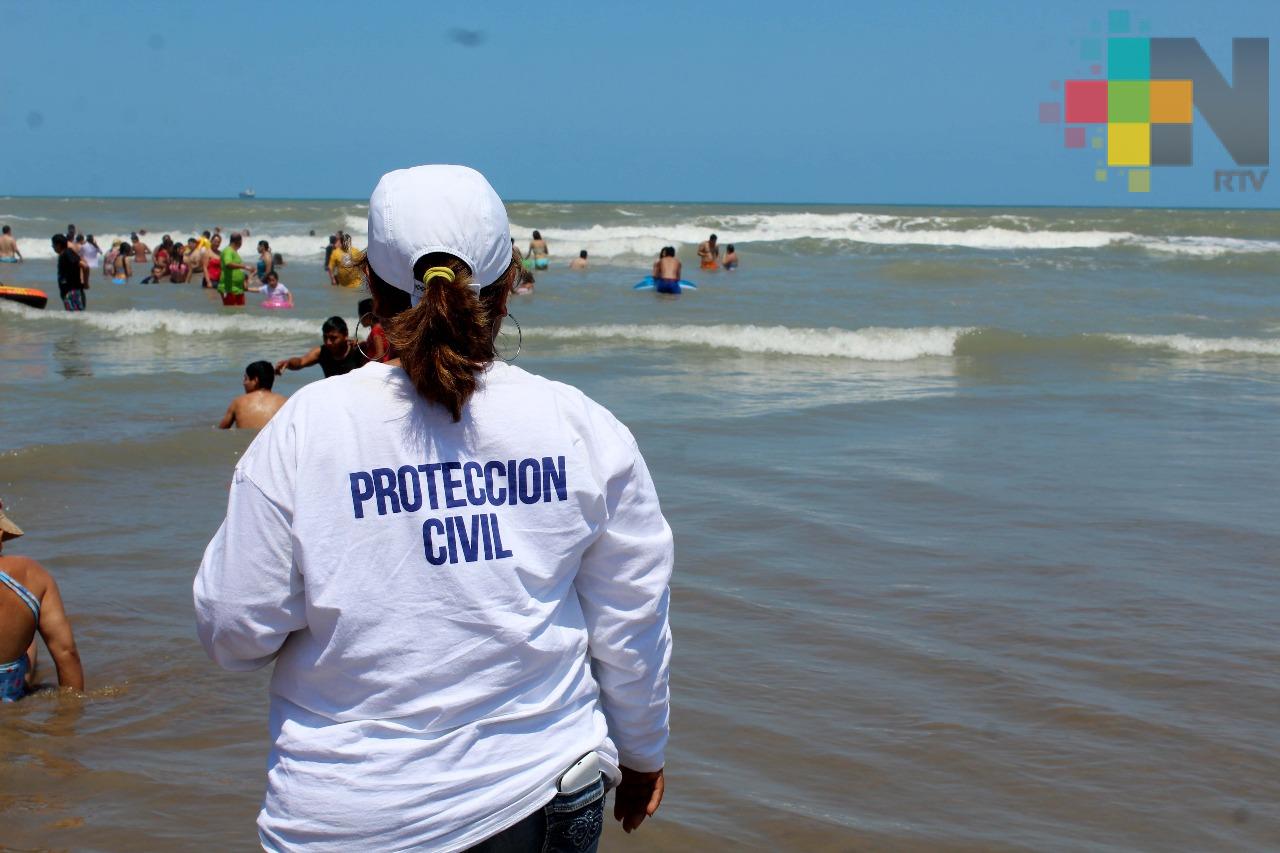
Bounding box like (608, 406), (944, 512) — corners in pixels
(1108, 38), (1150, 78)
(1149, 80), (1192, 123)
(1048, 21), (1271, 192)
(1065, 80), (1108, 123)
(1043, 14), (1246, 193)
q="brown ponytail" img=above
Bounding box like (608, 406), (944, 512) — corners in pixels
(365, 249), (521, 421)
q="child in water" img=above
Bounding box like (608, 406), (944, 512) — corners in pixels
(722, 244), (738, 270)
(514, 265), (535, 294)
(250, 270), (293, 307)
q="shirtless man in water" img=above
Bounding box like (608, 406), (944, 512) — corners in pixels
(131, 233), (150, 265)
(697, 233), (719, 270)
(651, 246), (682, 293)
(0, 226), (22, 262)
(218, 361), (287, 429)
(0, 499), (84, 702)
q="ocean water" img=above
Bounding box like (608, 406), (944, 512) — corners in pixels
(1, 198), (1278, 851)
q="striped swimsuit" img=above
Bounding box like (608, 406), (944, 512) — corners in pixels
(0, 570), (39, 702)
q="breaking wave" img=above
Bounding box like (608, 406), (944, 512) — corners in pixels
(7, 208), (1279, 263)
(6, 304), (1277, 361)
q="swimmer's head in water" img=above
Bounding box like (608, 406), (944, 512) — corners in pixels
(322, 316), (349, 352)
(244, 361), (276, 392)
(579, 250), (587, 259)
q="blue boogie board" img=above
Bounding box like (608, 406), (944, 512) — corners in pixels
(633, 276), (697, 294)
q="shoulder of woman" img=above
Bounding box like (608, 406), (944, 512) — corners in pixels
(513, 371), (637, 445)
(0, 555), (51, 593)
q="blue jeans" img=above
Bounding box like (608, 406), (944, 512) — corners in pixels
(466, 775), (605, 853)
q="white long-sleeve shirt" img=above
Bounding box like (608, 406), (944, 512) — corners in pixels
(193, 360), (673, 852)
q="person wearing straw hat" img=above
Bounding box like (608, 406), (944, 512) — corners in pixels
(195, 165), (672, 852)
(0, 500), (84, 702)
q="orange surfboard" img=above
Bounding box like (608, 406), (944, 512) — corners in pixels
(0, 286), (49, 309)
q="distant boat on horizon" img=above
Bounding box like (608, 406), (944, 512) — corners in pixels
(238, 188), (256, 199)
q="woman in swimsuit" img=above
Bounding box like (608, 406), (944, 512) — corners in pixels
(256, 240), (274, 283)
(169, 243), (190, 283)
(204, 233), (223, 289)
(111, 242), (134, 284)
(527, 230), (550, 269)
(0, 500), (84, 702)
(103, 241), (120, 276)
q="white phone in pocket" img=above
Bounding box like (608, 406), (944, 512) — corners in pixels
(557, 752), (601, 794)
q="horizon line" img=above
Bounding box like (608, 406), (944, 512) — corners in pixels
(1, 193), (1277, 213)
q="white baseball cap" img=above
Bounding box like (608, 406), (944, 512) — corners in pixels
(366, 165), (512, 306)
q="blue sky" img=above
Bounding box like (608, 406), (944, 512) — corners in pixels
(1, 0), (1276, 206)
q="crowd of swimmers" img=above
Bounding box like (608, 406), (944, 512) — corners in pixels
(521, 230), (738, 275)
(3, 221), (741, 313)
(2, 223), (374, 312)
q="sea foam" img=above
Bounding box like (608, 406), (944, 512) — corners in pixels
(8, 208), (1279, 263)
(531, 324), (970, 361)
(505, 211), (1280, 261)
(1104, 333), (1280, 356)
(7, 302), (1278, 361)
(0, 302), (325, 337)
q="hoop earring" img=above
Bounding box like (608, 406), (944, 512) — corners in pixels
(496, 312), (522, 363)
(353, 313), (377, 362)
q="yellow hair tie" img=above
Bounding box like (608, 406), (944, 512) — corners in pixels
(421, 266), (456, 286)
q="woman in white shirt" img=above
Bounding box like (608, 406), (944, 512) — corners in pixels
(194, 165), (672, 853)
